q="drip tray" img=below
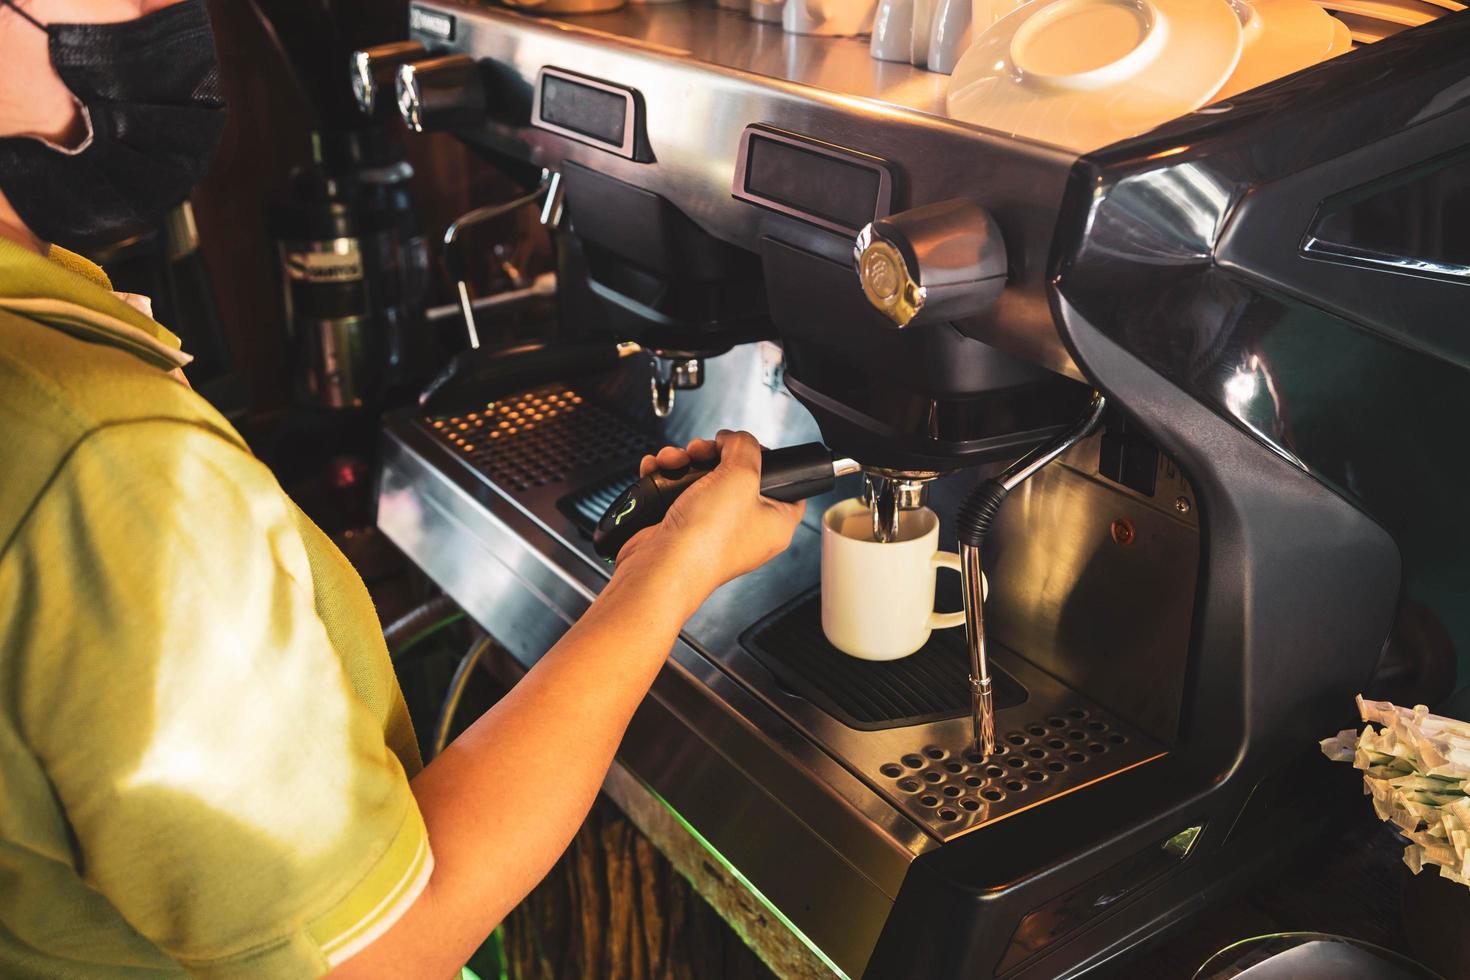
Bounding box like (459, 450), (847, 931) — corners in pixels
(746, 593), (1166, 840)
(425, 385), (658, 493)
(741, 592), (1027, 731)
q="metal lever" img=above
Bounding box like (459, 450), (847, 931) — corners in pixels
(956, 392), (1106, 755)
(395, 54), (486, 133)
(442, 174), (555, 350)
(350, 41), (427, 117)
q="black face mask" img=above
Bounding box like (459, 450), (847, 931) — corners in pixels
(0, 0), (226, 251)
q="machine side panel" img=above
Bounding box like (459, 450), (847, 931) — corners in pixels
(864, 300), (1401, 978)
(1056, 16), (1470, 693)
(863, 25), (1464, 975)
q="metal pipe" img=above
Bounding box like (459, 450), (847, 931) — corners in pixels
(423, 272), (557, 324)
(997, 392), (1108, 493)
(961, 541), (993, 755)
(538, 169), (565, 228)
(383, 593), (462, 661)
(432, 634), (494, 758)
(959, 391), (1106, 756)
(454, 279), (481, 350)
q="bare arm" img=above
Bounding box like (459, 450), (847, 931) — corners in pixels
(331, 431), (802, 978)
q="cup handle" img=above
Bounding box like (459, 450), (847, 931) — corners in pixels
(928, 550), (982, 630)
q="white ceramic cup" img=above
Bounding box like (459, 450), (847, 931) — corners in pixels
(911, 0), (936, 64)
(821, 498), (970, 661)
(785, 0), (878, 36)
(872, 0), (970, 72)
(750, 0), (785, 22)
(871, 0), (917, 61)
(924, 0), (974, 73)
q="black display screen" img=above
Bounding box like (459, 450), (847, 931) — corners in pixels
(744, 135), (883, 231)
(540, 73), (628, 148)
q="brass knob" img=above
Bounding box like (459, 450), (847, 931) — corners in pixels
(853, 200), (1007, 328)
(856, 230), (925, 327)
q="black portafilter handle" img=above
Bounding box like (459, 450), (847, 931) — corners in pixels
(592, 443), (855, 562)
(419, 340), (636, 417)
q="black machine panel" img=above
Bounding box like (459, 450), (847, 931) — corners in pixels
(1304, 146), (1470, 282)
(1055, 15), (1470, 693)
(542, 74), (627, 144)
(732, 126), (893, 236)
(532, 67), (648, 161)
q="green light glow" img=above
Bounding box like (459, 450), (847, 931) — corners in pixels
(642, 783), (852, 980)
(1163, 824), (1203, 859)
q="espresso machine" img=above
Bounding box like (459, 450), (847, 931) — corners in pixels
(367, 5), (1470, 976)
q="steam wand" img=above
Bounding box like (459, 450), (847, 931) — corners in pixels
(954, 392), (1107, 756)
(442, 170), (558, 350)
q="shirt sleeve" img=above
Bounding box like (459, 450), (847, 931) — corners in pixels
(3, 420), (432, 979)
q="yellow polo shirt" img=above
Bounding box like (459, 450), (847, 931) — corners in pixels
(0, 240), (431, 978)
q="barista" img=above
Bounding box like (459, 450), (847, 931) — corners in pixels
(0, 2), (803, 977)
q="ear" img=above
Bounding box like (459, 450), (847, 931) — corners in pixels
(0, 3), (87, 149)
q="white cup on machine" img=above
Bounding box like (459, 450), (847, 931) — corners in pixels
(870, 0), (979, 72)
(750, 0), (785, 22)
(784, 0), (878, 36)
(925, 0), (979, 73)
(871, 0), (932, 65)
(821, 497), (983, 661)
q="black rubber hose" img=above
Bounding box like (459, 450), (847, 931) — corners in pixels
(433, 636), (494, 759)
(384, 594), (461, 661)
(955, 477), (1010, 550)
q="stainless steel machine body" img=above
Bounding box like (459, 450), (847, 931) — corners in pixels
(394, 2), (1082, 380)
(374, 4), (1469, 976)
(380, 345), (1192, 976)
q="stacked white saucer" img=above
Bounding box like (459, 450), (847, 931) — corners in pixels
(943, 0), (1456, 150)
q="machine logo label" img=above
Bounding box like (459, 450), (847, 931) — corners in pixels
(409, 6), (456, 41)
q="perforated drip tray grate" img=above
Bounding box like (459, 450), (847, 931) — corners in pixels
(742, 592), (1165, 840)
(423, 385), (659, 493)
(741, 592), (1027, 730)
(875, 705), (1160, 838)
